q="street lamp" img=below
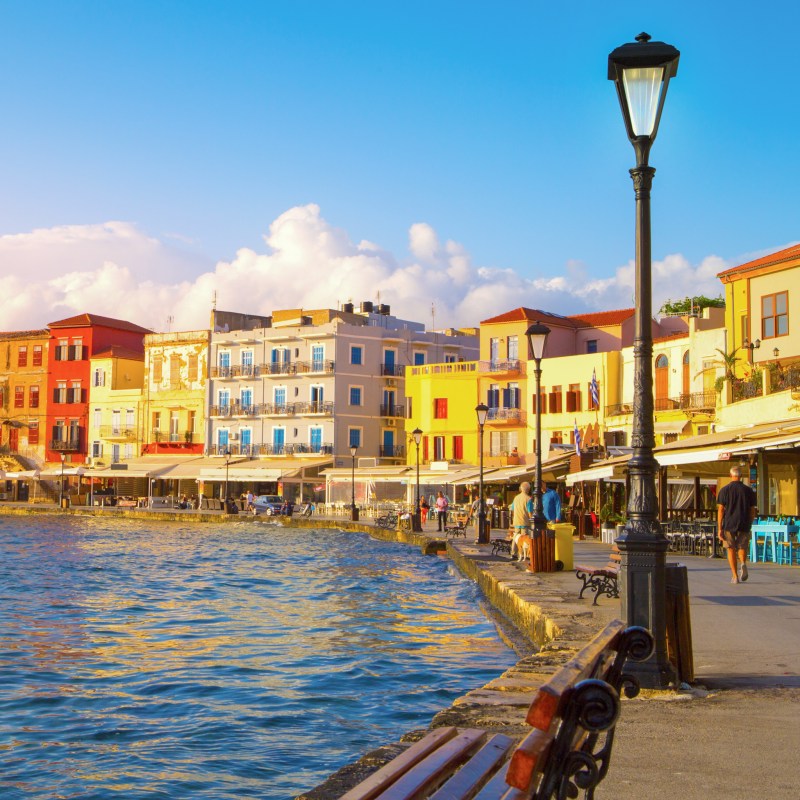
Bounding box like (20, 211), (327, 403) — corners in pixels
(350, 444), (359, 521)
(475, 404), (489, 543)
(609, 31), (680, 688)
(525, 321), (550, 570)
(223, 451), (231, 512)
(59, 452), (66, 508)
(743, 337), (761, 363)
(412, 428), (423, 532)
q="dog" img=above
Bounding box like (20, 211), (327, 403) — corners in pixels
(511, 529), (532, 562)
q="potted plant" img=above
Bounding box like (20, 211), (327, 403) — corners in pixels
(599, 501), (625, 540)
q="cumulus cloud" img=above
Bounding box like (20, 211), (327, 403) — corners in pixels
(0, 204), (735, 333)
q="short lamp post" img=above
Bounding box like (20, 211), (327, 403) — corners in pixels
(475, 404), (489, 543)
(59, 452), (66, 508)
(350, 444), (359, 521)
(743, 337), (761, 364)
(412, 428), (423, 532)
(609, 31), (680, 688)
(525, 321), (550, 569)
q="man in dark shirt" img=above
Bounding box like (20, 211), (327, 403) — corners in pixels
(717, 466), (757, 584)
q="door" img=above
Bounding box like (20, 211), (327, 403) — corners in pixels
(382, 429), (394, 457)
(383, 349), (396, 374)
(273, 427), (285, 454)
(654, 355), (669, 410)
(9, 428), (18, 452)
(682, 351), (690, 397)
(310, 427), (322, 453)
(240, 428), (251, 455)
(383, 389), (395, 415)
(311, 345), (324, 372)
(310, 385), (323, 411)
(217, 429), (229, 454)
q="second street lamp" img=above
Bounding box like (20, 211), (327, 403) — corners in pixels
(350, 444), (359, 521)
(475, 404), (489, 544)
(609, 31), (680, 688)
(59, 452), (66, 508)
(525, 321), (550, 571)
(412, 428), (423, 532)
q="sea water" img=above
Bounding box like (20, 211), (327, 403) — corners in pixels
(0, 516), (516, 799)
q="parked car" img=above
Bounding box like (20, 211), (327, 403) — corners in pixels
(253, 494), (284, 515)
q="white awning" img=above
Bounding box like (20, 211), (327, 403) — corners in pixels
(654, 420), (689, 434)
(200, 468), (283, 482)
(3, 470), (39, 479)
(38, 466), (86, 478)
(565, 464), (618, 486)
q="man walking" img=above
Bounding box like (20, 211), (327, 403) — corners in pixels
(511, 481), (533, 560)
(717, 466), (757, 584)
(435, 491), (449, 532)
(542, 484), (561, 523)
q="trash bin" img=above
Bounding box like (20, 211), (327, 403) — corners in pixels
(549, 522), (575, 571)
(61, 497), (70, 509)
(500, 508), (509, 529)
(665, 564), (693, 684)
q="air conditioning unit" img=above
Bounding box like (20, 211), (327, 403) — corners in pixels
(229, 433), (240, 441)
(385, 378), (396, 387)
(386, 419), (396, 427)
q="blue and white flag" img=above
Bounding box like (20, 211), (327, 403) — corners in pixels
(590, 368), (600, 409)
(574, 419), (581, 455)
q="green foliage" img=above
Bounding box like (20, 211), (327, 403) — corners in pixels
(599, 500), (625, 525)
(659, 295), (725, 317)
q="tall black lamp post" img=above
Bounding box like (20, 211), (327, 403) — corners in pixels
(525, 322), (550, 569)
(223, 451), (231, 512)
(475, 404), (489, 543)
(59, 452), (66, 508)
(412, 428), (423, 531)
(609, 31), (679, 688)
(350, 444), (359, 521)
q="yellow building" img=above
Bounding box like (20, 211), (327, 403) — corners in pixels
(0, 330), (50, 467)
(718, 243), (799, 377)
(86, 347), (145, 465)
(142, 330), (209, 455)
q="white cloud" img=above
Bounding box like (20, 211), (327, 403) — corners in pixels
(0, 204), (740, 333)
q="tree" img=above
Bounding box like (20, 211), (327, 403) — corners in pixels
(659, 295), (725, 317)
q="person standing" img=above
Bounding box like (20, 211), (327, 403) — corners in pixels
(435, 491), (449, 531)
(542, 484), (561, 523)
(510, 481), (532, 559)
(717, 466), (757, 584)
(420, 496), (429, 525)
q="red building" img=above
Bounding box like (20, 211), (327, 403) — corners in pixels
(46, 314), (151, 465)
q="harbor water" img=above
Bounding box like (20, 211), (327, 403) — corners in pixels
(0, 516), (516, 799)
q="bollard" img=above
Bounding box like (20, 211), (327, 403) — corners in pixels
(665, 564), (694, 683)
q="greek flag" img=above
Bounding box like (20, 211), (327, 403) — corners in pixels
(574, 419), (581, 455)
(590, 368), (600, 409)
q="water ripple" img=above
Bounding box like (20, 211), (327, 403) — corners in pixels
(0, 516), (515, 799)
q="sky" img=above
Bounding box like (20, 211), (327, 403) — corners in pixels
(0, 1), (797, 334)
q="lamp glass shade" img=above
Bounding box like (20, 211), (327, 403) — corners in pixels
(350, 445), (358, 458)
(412, 428), (423, 445)
(525, 321), (550, 361)
(475, 404), (489, 426)
(622, 66), (665, 136)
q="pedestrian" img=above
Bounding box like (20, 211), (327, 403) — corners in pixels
(716, 465), (757, 584)
(420, 496), (429, 524)
(435, 491), (449, 531)
(542, 484), (561, 523)
(246, 490), (255, 512)
(511, 481), (533, 559)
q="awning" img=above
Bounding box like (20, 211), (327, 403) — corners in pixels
(3, 470), (39, 479)
(200, 468), (283, 482)
(566, 464), (618, 485)
(38, 466), (86, 478)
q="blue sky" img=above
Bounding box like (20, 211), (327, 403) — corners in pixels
(0, 1), (797, 331)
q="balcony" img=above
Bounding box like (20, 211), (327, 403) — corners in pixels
(210, 366), (235, 379)
(99, 426), (137, 441)
(379, 404), (405, 418)
(379, 445), (406, 458)
(295, 360), (336, 375)
(677, 391), (717, 411)
(380, 363), (404, 377)
(486, 407), (525, 424)
(478, 359), (521, 375)
(770, 364), (800, 393)
(260, 362), (296, 377)
(262, 402), (295, 416)
(295, 401), (334, 416)
(51, 437), (81, 452)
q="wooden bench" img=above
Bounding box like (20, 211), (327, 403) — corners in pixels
(575, 545), (621, 606)
(338, 619), (653, 800)
(445, 514), (470, 539)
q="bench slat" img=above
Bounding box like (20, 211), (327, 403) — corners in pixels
(377, 728), (487, 800)
(340, 727), (460, 800)
(525, 619), (624, 729)
(470, 767), (519, 800)
(504, 727), (553, 791)
(428, 734), (514, 800)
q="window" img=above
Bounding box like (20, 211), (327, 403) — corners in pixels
(444, 354), (456, 363)
(32, 345), (43, 366)
(505, 382), (520, 409)
(548, 386), (563, 414)
(240, 387), (253, 410)
(218, 388), (231, 408)
(241, 350), (254, 368)
(762, 291), (788, 338)
(92, 441), (103, 458)
(413, 352), (425, 366)
(586, 340), (598, 354)
(490, 431), (518, 457)
(69, 381), (82, 403)
(187, 353), (199, 382)
(55, 339), (68, 361)
(188, 410), (196, 435)
(566, 383), (581, 413)
(507, 336), (518, 361)
(433, 436), (445, 461)
(152, 355), (163, 383)
(54, 381), (67, 404)
(169, 353), (181, 388)
(93, 368), (105, 387)
(70, 339), (84, 360)
(94, 408), (102, 428)
(28, 421), (39, 444)
(551, 431), (563, 444)
(126, 409), (135, 428)
(434, 398), (448, 419)
(152, 411), (161, 435)
(349, 386), (362, 406)
(452, 435), (464, 460)
(490, 338), (500, 364)
(14, 386), (24, 408)
(29, 385), (39, 408)
(350, 345), (363, 365)
(17, 346), (27, 367)
(348, 427), (362, 448)
(311, 345), (324, 371)
(273, 387), (286, 408)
